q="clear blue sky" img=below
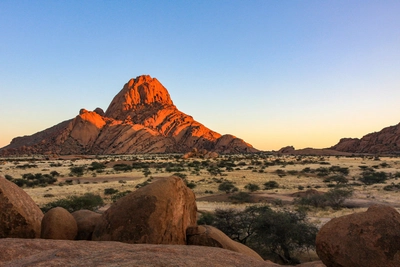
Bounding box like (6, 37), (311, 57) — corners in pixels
(1, 0), (399, 151)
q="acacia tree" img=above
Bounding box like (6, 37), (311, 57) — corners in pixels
(200, 205), (318, 264)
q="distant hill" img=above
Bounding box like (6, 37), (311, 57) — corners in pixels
(330, 123), (400, 154)
(0, 75), (257, 156)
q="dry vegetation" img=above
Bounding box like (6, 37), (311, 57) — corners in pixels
(1, 153), (400, 223)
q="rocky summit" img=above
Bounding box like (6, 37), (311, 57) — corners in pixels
(0, 75), (257, 156)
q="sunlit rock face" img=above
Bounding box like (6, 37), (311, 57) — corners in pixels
(331, 123), (400, 154)
(0, 75), (258, 155)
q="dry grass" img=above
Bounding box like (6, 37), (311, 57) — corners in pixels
(2, 154), (400, 223)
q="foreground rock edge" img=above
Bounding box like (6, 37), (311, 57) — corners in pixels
(0, 238), (282, 267)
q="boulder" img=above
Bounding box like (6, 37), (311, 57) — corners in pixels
(0, 238), (281, 267)
(316, 204), (400, 267)
(187, 225), (263, 261)
(41, 207), (77, 240)
(71, 209), (101, 240)
(92, 176), (197, 244)
(0, 176), (43, 238)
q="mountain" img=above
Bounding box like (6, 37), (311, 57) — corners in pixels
(330, 123), (400, 154)
(0, 75), (257, 156)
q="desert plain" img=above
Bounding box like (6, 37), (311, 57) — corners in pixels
(1, 153), (400, 224)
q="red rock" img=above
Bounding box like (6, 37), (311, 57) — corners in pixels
(316, 205), (400, 267)
(0, 75), (258, 156)
(71, 209), (101, 240)
(187, 225), (263, 261)
(331, 123), (400, 154)
(0, 176), (43, 238)
(92, 176), (197, 244)
(41, 207), (77, 240)
(0, 238), (281, 267)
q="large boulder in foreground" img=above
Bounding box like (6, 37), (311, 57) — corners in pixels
(187, 225), (263, 261)
(0, 176), (43, 238)
(41, 207), (77, 240)
(316, 205), (400, 267)
(0, 238), (280, 267)
(92, 176), (197, 244)
(72, 209), (101, 240)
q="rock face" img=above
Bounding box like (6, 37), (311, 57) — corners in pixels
(187, 225), (263, 261)
(92, 176), (197, 244)
(316, 205), (400, 267)
(0, 176), (43, 238)
(72, 209), (101, 240)
(0, 238), (281, 267)
(0, 75), (258, 156)
(331, 123), (400, 154)
(41, 207), (78, 240)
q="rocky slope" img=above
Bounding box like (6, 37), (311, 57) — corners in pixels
(330, 123), (400, 154)
(0, 75), (257, 156)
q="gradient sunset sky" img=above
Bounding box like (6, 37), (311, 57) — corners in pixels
(1, 1), (399, 151)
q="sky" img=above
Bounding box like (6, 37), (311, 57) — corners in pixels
(0, 1), (399, 151)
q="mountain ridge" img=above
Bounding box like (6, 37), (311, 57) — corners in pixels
(0, 75), (257, 156)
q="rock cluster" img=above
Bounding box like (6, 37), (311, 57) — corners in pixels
(0, 75), (258, 156)
(331, 123), (400, 154)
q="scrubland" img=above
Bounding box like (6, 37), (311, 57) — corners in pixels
(1, 153), (399, 220)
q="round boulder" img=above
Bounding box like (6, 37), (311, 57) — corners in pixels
(92, 176), (197, 244)
(41, 207), (77, 240)
(0, 176), (43, 238)
(71, 209), (101, 240)
(316, 204), (400, 267)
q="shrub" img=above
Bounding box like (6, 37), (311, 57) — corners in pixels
(89, 162), (106, 171)
(69, 166), (85, 177)
(244, 183), (260, 192)
(104, 188), (119, 195)
(210, 206), (317, 264)
(296, 188), (353, 209)
(218, 181), (238, 193)
(359, 170), (388, 185)
(323, 175), (348, 185)
(5, 174), (13, 181)
(113, 164), (132, 172)
(197, 212), (215, 225)
(228, 192), (251, 203)
(111, 190), (132, 202)
(41, 193), (104, 213)
(264, 181), (279, 190)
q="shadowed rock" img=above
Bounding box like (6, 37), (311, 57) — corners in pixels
(316, 204), (400, 267)
(72, 209), (101, 240)
(41, 207), (77, 240)
(92, 176), (197, 244)
(187, 225), (263, 261)
(0, 176), (43, 238)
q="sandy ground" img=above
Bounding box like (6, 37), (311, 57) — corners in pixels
(2, 154), (400, 225)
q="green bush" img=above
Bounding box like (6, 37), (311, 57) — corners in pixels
(41, 193), (104, 213)
(218, 181), (238, 193)
(244, 183), (260, 192)
(264, 181), (279, 190)
(69, 166), (85, 177)
(113, 164), (133, 172)
(228, 192), (251, 203)
(359, 170), (388, 185)
(104, 188), (119, 195)
(296, 188), (353, 209)
(210, 206), (317, 264)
